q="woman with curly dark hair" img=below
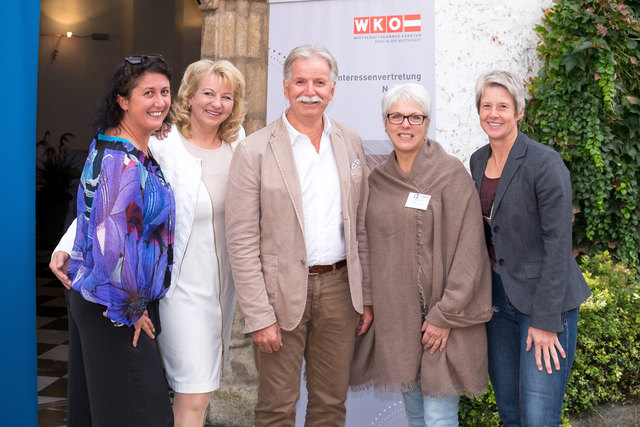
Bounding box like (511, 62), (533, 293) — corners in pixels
(51, 54), (175, 426)
(51, 58), (247, 427)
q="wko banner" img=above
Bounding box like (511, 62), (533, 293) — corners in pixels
(267, 0), (435, 156)
(353, 14), (422, 33)
(267, 3), (433, 425)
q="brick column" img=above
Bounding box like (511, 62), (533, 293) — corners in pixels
(200, 0), (269, 134)
(199, 1), (268, 425)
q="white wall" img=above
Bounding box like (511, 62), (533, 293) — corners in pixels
(434, 0), (554, 165)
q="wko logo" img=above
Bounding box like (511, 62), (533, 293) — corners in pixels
(353, 14), (421, 34)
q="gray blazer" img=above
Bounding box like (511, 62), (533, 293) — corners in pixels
(470, 131), (590, 332)
(225, 116), (369, 333)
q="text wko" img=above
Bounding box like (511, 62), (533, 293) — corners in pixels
(353, 14), (421, 34)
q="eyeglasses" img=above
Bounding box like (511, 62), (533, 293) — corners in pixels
(123, 53), (165, 65)
(386, 113), (428, 125)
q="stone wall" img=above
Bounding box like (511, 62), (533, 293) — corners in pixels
(199, 3), (267, 424)
(199, 0), (269, 135)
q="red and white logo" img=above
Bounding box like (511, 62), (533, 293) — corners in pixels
(353, 14), (422, 34)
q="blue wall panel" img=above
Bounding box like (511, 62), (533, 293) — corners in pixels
(0, 2), (41, 425)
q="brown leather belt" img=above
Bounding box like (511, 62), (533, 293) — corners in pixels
(308, 259), (347, 275)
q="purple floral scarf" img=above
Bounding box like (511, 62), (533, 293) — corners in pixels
(69, 133), (175, 327)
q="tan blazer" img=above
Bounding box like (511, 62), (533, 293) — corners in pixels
(225, 116), (370, 333)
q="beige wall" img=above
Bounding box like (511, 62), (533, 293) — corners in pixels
(37, 0), (203, 150)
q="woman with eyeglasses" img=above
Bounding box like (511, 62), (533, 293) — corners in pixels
(54, 54), (175, 426)
(51, 58), (247, 427)
(470, 70), (590, 426)
(351, 83), (492, 426)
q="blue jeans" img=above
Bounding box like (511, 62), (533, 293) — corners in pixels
(402, 380), (459, 427)
(487, 270), (578, 427)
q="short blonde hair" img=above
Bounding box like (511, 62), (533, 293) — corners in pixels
(173, 59), (246, 142)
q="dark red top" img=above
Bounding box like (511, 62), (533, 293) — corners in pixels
(480, 174), (499, 261)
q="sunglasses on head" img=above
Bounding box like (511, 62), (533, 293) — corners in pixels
(123, 53), (165, 65)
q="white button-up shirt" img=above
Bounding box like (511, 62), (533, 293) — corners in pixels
(282, 112), (345, 266)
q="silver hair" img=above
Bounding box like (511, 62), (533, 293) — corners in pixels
(475, 70), (527, 114)
(381, 83), (432, 121)
(283, 45), (338, 84)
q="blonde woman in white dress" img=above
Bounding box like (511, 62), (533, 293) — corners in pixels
(50, 59), (247, 427)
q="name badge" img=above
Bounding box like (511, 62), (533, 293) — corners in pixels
(405, 192), (431, 210)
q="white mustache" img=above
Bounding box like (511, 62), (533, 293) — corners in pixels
(297, 95), (323, 103)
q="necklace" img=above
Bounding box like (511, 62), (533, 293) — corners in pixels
(118, 121), (150, 157)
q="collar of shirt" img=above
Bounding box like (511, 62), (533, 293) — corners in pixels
(282, 110), (332, 151)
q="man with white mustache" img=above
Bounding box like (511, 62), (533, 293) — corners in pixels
(225, 45), (373, 426)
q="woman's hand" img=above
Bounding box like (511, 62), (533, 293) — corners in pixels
(421, 321), (451, 354)
(356, 305), (374, 336)
(132, 310), (155, 347)
(152, 122), (171, 140)
(526, 326), (566, 374)
(103, 310), (156, 348)
(49, 251), (71, 289)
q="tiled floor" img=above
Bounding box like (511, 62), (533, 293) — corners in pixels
(36, 250), (69, 427)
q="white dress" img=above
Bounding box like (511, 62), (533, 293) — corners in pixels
(54, 127), (240, 394)
(157, 136), (234, 393)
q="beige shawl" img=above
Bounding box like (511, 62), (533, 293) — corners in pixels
(351, 139), (493, 397)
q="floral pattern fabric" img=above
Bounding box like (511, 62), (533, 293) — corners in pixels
(68, 133), (175, 326)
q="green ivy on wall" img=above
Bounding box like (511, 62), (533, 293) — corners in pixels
(521, 0), (640, 265)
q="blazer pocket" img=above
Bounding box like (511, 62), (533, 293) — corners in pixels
(350, 166), (363, 181)
(260, 254), (279, 306)
(524, 261), (542, 279)
(349, 164), (363, 196)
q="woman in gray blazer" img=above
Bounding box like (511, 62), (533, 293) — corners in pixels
(469, 70), (591, 426)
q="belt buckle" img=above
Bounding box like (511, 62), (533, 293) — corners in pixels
(309, 264), (330, 275)
(308, 260), (345, 276)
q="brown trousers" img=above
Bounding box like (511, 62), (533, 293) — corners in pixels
(253, 266), (358, 427)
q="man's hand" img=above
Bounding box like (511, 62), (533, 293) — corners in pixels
(356, 305), (373, 336)
(252, 322), (283, 353)
(526, 326), (566, 374)
(421, 321), (451, 354)
(49, 251), (71, 289)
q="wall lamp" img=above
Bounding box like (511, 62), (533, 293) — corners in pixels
(41, 32), (110, 63)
